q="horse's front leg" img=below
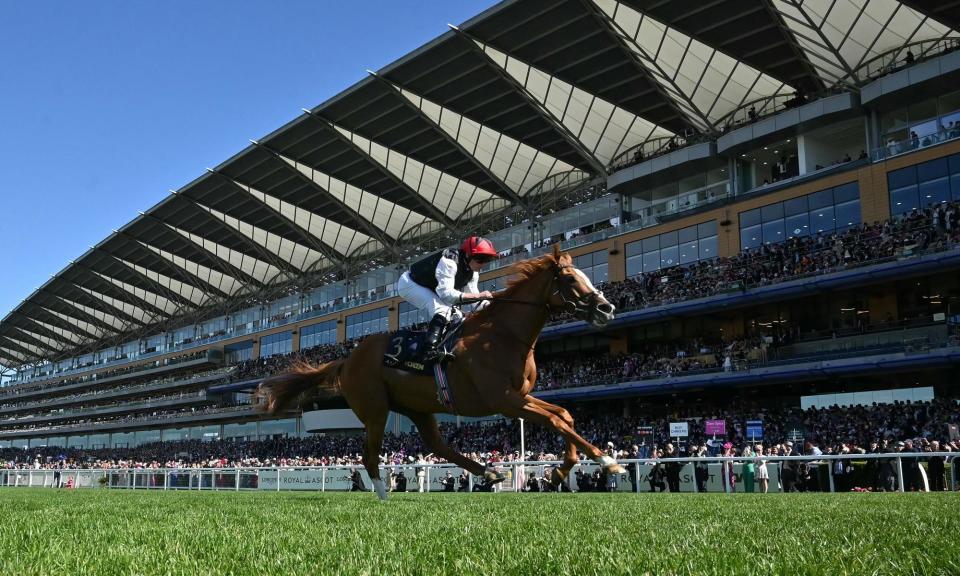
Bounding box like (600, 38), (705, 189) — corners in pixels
(496, 392), (625, 475)
(524, 395), (581, 486)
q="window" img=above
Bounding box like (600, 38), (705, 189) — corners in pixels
(300, 321), (337, 349)
(399, 301), (430, 329)
(573, 251), (608, 284)
(345, 307), (389, 339)
(260, 418), (297, 439)
(224, 343), (253, 364)
(888, 152), (960, 216)
(626, 221), (719, 277)
(260, 331), (292, 358)
(740, 183), (860, 249)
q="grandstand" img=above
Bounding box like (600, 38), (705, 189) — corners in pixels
(1, 0), (959, 468)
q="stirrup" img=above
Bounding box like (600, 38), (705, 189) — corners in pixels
(434, 349), (456, 363)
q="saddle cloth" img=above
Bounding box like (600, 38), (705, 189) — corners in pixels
(382, 323), (463, 411)
(381, 321), (463, 375)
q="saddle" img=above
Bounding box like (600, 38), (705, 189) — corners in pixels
(382, 320), (464, 376)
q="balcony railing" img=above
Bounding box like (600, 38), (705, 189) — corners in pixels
(847, 37), (960, 86)
(607, 134), (708, 172)
(872, 124), (960, 162)
(716, 92), (803, 132)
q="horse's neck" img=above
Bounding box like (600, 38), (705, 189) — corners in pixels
(485, 268), (552, 351)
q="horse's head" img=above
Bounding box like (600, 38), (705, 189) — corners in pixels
(549, 246), (616, 328)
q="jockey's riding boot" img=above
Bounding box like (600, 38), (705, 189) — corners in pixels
(421, 313), (449, 361)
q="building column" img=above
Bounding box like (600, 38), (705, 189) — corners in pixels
(858, 164), (890, 224)
(291, 329), (301, 352)
(389, 299), (400, 332)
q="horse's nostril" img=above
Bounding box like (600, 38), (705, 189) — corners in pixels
(597, 303), (614, 315)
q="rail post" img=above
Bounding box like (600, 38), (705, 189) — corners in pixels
(828, 460), (835, 493)
(896, 457), (905, 492)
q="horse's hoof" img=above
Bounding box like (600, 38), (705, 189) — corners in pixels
(483, 467), (505, 482)
(606, 463), (627, 475)
(373, 478), (388, 501)
(599, 455), (626, 475)
(550, 468), (568, 486)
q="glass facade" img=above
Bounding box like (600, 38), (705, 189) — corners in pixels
(223, 422), (258, 439)
(345, 307), (389, 340)
(259, 418), (297, 439)
(259, 331), (293, 358)
(627, 169), (729, 223)
(572, 251), (609, 285)
(479, 276), (512, 292)
(134, 429), (161, 446)
(0, 421), (312, 449)
(399, 301), (431, 329)
(879, 90), (960, 143)
(625, 221), (718, 277)
(801, 386), (934, 410)
(223, 342), (254, 364)
(300, 320), (337, 349)
(887, 152), (960, 216)
(740, 182), (860, 251)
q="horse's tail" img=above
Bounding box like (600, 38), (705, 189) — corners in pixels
(255, 359), (345, 416)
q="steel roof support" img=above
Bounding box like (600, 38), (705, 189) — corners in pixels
(138, 212), (266, 290)
(171, 190), (302, 281)
(365, 72), (533, 211)
(203, 169), (347, 267)
(248, 141), (401, 257)
(300, 110), (458, 229)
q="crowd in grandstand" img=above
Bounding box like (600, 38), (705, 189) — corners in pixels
(4, 399), (959, 492)
(2, 350), (209, 396)
(554, 199), (960, 324)
(230, 340), (355, 383)
(2, 196), (959, 492)
(534, 338), (768, 390)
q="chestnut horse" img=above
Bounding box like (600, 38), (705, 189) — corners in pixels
(257, 246), (622, 499)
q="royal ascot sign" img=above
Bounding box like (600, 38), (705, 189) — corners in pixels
(256, 466), (467, 491)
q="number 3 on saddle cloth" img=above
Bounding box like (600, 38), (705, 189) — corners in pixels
(382, 319), (465, 411)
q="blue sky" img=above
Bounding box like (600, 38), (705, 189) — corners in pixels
(0, 0), (494, 327)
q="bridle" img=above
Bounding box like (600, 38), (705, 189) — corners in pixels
(484, 263), (606, 322)
(550, 263), (607, 320)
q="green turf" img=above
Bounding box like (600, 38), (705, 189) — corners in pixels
(0, 489), (957, 575)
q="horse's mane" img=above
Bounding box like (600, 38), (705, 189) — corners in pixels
(469, 248), (560, 324)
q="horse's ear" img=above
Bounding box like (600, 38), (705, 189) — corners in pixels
(552, 243), (561, 261)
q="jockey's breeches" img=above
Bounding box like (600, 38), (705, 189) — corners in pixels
(397, 272), (460, 319)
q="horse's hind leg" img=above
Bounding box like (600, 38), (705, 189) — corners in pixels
(406, 411), (486, 478)
(525, 396), (580, 487)
(338, 341), (391, 500)
(361, 409), (389, 500)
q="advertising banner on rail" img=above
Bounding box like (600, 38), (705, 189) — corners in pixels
(570, 461), (780, 493)
(2, 461), (779, 493)
(256, 466), (470, 492)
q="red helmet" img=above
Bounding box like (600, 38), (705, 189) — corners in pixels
(460, 235), (498, 260)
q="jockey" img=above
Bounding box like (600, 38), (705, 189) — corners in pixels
(397, 235), (498, 359)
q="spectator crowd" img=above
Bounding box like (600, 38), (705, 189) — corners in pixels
(4, 398), (958, 494)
